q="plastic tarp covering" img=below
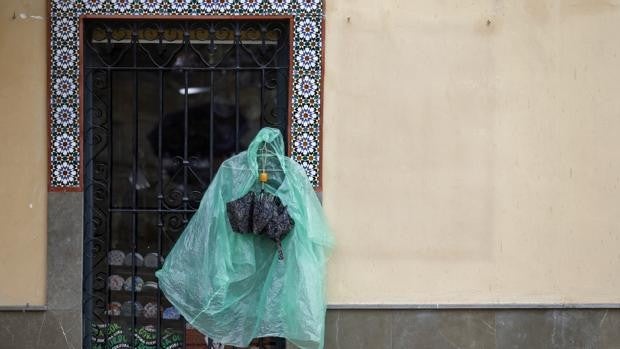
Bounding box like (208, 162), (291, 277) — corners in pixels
(156, 127), (334, 349)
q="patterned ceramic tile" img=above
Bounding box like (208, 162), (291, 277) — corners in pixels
(49, 0), (324, 189)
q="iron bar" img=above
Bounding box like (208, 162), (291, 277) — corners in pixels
(157, 68), (164, 349)
(209, 69), (214, 181)
(131, 24), (138, 348)
(209, 23), (215, 182)
(183, 70), (189, 210)
(84, 66), (288, 71)
(260, 68), (265, 129)
(105, 67), (113, 349)
(235, 22), (241, 153)
(109, 208), (198, 213)
(181, 27), (191, 345)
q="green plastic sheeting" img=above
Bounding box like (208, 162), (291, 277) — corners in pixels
(156, 128), (334, 349)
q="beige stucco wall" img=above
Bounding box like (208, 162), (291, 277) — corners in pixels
(0, 0), (47, 306)
(323, 0), (620, 304)
(3, 0), (620, 306)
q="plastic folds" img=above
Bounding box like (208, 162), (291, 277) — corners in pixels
(156, 128), (334, 349)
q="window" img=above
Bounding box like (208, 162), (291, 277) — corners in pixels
(83, 19), (290, 349)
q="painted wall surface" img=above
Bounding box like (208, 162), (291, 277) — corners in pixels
(322, 0), (620, 304)
(3, 0), (620, 306)
(0, 0), (47, 305)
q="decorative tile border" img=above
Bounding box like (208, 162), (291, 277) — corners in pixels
(49, 0), (324, 190)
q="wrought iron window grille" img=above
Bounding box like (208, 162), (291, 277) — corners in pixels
(83, 19), (290, 349)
